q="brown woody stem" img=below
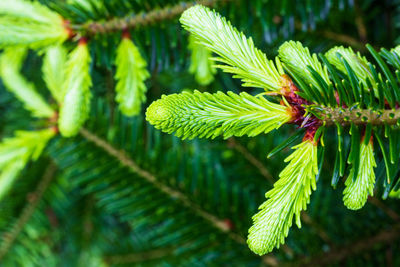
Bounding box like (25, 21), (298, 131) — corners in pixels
(312, 106), (400, 126)
(72, 0), (231, 35)
(0, 163), (57, 261)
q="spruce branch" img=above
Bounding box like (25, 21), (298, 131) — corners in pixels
(0, 162), (57, 261)
(146, 90), (291, 140)
(180, 5), (284, 92)
(145, 4), (400, 255)
(72, 0), (230, 35)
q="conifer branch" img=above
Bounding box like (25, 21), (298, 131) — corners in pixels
(0, 162), (57, 261)
(72, 0), (231, 35)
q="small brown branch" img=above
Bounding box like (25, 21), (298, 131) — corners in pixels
(73, 0), (231, 35)
(313, 107), (400, 126)
(292, 20), (365, 51)
(79, 128), (278, 265)
(295, 224), (400, 266)
(0, 162), (57, 261)
(227, 138), (274, 183)
(104, 247), (176, 265)
(368, 196), (400, 222)
(319, 30), (365, 51)
(79, 128), (234, 236)
(300, 212), (333, 245)
(354, 0), (368, 44)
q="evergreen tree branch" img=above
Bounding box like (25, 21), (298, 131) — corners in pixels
(79, 128), (279, 265)
(295, 224), (400, 266)
(72, 0), (231, 35)
(0, 162), (57, 261)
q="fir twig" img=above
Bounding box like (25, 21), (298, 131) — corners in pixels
(79, 128), (279, 266)
(0, 162), (57, 261)
(72, 0), (232, 35)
